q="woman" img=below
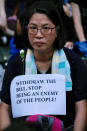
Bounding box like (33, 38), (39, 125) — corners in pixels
(0, 1), (87, 131)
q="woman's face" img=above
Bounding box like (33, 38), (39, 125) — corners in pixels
(28, 13), (57, 52)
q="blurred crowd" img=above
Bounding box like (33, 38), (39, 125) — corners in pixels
(0, 0), (87, 56)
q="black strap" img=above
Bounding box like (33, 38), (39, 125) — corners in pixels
(38, 115), (54, 131)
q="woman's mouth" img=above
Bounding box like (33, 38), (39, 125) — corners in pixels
(34, 42), (44, 46)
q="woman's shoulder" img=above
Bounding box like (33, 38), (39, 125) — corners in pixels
(63, 47), (87, 70)
(63, 47), (82, 63)
(8, 48), (27, 63)
(63, 47), (87, 74)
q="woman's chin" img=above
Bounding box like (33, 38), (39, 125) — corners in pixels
(33, 46), (47, 52)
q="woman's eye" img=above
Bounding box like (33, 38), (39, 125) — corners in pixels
(30, 26), (37, 29)
(43, 27), (50, 30)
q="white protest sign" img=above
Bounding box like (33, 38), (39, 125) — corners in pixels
(10, 74), (66, 118)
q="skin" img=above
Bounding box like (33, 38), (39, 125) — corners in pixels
(0, 0), (7, 28)
(0, 102), (11, 130)
(74, 100), (87, 131)
(64, 41), (74, 49)
(71, 2), (86, 42)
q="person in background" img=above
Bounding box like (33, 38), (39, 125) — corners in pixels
(56, 0), (76, 49)
(0, 0), (7, 29)
(0, 1), (87, 131)
(70, 1), (87, 59)
(71, 2), (86, 42)
(63, 0), (87, 51)
(0, 0), (25, 37)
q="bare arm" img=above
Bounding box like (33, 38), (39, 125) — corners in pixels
(0, 0), (7, 28)
(0, 0), (6, 15)
(71, 2), (86, 42)
(74, 100), (87, 131)
(0, 102), (11, 130)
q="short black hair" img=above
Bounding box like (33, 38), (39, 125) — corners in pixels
(25, 1), (67, 50)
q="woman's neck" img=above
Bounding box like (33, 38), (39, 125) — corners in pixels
(33, 48), (54, 62)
